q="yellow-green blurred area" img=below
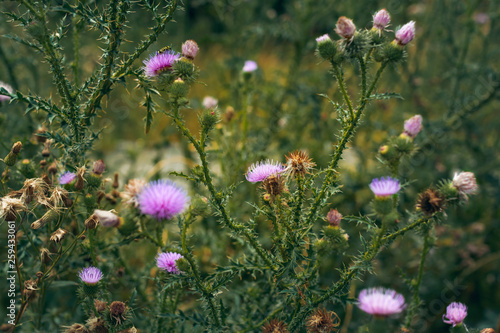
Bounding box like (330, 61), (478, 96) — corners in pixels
(1, 0), (500, 331)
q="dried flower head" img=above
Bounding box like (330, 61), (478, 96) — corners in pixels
(121, 178), (146, 207)
(452, 172), (478, 197)
(358, 288), (406, 316)
(373, 9), (391, 32)
(182, 39), (199, 60)
(395, 21), (416, 46)
(143, 50), (181, 77)
(202, 96), (218, 109)
(326, 209), (342, 227)
(306, 308), (340, 333)
(285, 150), (316, 178)
(31, 210), (59, 230)
(92, 159), (106, 175)
(50, 187), (72, 208)
(138, 180), (190, 220)
(1, 196), (27, 221)
(75, 166), (86, 190)
(109, 301), (127, 325)
(0, 81), (13, 102)
(84, 213), (98, 229)
(21, 178), (50, 205)
(24, 278), (38, 300)
(443, 302), (467, 327)
(246, 160), (285, 183)
(79, 266), (103, 285)
(262, 319), (289, 333)
(61, 323), (88, 333)
(369, 177), (400, 197)
(50, 228), (69, 243)
(243, 60), (258, 72)
(156, 252), (184, 274)
(262, 173), (286, 197)
(94, 209), (122, 228)
(403, 115), (423, 139)
(417, 188), (445, 216)
(40, 247), (52, 265)
(86, 317), (108, 333)
(94, 299), (107, 313)
(335, 16), (356, 40)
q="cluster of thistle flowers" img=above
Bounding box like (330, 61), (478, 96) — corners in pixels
(316, 9), (415, 64)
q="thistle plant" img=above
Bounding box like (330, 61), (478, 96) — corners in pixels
(0, 1), (498, 333)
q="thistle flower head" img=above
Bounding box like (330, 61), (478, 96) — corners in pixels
(0, 81), (13, 102)
(143, 50), (181, 77)
(369, 177), (400, 197)
(358, 288), (406, 316)
(326, 209), (342, 227)
(452, 172), (478, 196)
(110, 301), (127, 325)
(121, 178), (146, 207)
(202, 96), (218, 109)
(306, 308), (341, 333)
(316, 34), (332, 44)
(78, 266), (103, 285)
(443, 302), (467, 327)
(395, 21), (416, 46)
(262, 173), (286, 197)
(245, 160), (285, 183)
(137, 180), (190, 220)
(403, 115), (423, 139)
(417, 188), (445, 215)
(285, 150), (316, 178)
(335, 16), (356, 40)
(92, 159), (106, 175)
(156, 252), (183, 274)
(373, 9), (391, 31)
(1, 196), (27, 221)
(262, 319), (289, 333)
(50, 228), (68, 243)
(94, 209), (122, 227)
(243, 60), (258, 72)
(181, 39), (199, 60)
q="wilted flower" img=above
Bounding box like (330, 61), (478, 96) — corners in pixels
(417, 188), (445, 216)
(443, 302), (467, 327)
(452, 172), (478, 196)
(94, 299), (107, 313)
(138, 180), (190, 220)
(373, 9), (391, 32)
(50, 228), (68, 243)
(285, 150), (315, 178)
(202, 96), (218, 109)
(335, 16), (356, 40)
(358, 288), (406, 316)
(243, 60), (258, 72)
(0, 81), (13, 102)
(403, 115), (423, 139)
(245, 160), (285, 183)
(262, 173), (285, 197)
(94, 209), (122, 227)
(369, 177), (400, 197)
(156, 252), (183, 274)
(262, 319), (289, 333)
(395, 21), (416, 46)
(181, 39), (199, 60)
(1, 196), (27, 221)
(306, 308), (340, 333)
(143, 50), (181, 77)
(122, 178), (146, 207)
(79, 266), (103, 285)
(110, 301), (127, 325)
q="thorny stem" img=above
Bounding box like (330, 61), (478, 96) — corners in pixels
(333, 66), (354, 120)
(237, 306), (285, 333)
(358, 55), (367, 100)
(292, 176), (305, 229)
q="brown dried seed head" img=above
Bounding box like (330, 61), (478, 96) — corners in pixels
(40, 248), (52, 265)
(285, 150), (316, 178)
(86, 317), (108, 333)
(262, 173), (285, 197)
(110, 301), (127, 325)
(112, 172), (119, 189)
(306, 308), (340, 333)
(40, 159), (47, 168)
(47, 162), (58, 175)
(24, 278), (38, 301)
(11, 141), (22, 154)
(50, 228), (69, 243)
(262, 319), (289, 333)
(92, 159), (106, 175)
(94, 299), (107, 313)
(61, 323), (89, 333)
(480, 329), (495, 333)
(85, 214), (98, 229)
(41, 140), (51, 157)
(416, 188), (445, 216)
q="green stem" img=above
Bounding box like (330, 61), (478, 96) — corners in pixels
(156, 286), (169, 333)
(292, 176), (305, 229)
(88, 228), (98, 265)
(358, 56), (367, 101)
(333, 66), (354, 119)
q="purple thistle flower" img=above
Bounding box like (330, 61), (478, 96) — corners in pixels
(243, 60), (258, 73)
(156, 252), (183, 274)
(202, 96), (218, 109)
(182, 40), (199, 60)
(369, 177), (400, 197)
(443, 302), (467, 327)
(453, 172), (478, 196)
(373, 9), (391, 31)
(79, 266), (103, 285)
(0, 81), (13, 102)
(59, 171), (77, 185)
(316, 34), (331, 44)
(245, 160), (285, 183)
(335, 16), (356, 40)
(138, 180), (190, 220)
(142, 50), (181, 77)
(395, 21), (416, 46)
(358, 288), (406, 316)
(404, 115), (423, 139)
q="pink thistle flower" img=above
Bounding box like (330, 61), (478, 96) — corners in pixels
(142, 50), (181, 77)
(358, 288), (406, 316)
(245, 160), (285, 183)
(335, 16), (356, 40)
(395, 21), (416, 46)
(182, 40), (199, 60)
(79, 266), (103, 285)
(316, 34), (332, 44)
(202, 96), (218, 109)
(94, 209), (122, 228)
(59, 171), (77, 185)
(156, 252), (183, 274)
(369, 177), (400, 197)
(443, 302), (467, 327)
(243, 60), (258, 73)
(0, 81), (13, 102)
(373, 9), (391, 31)
(404, 115), (423, 139)
(452, 172), (478, 196)
(138, 180), (190, 220)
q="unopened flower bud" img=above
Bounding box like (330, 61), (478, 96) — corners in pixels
(47, 162), (58, 175)
(181, 39), (199, 60)
(94, 209), (123, 228)
(92, 159), (106, 175)
(395, 21), (416, 46)
(326, 209), (342, 227)
(84, 193), (97, 211)
(453, 172), (478, 197)
(112, 172), (119, 189)
(4, 142), (23, 166)
(201, 108), (219, 132)
(373, 9), (391, 31)
(335, 16), (356, 40)
(40, 159), (47, 168)
(50, 228), (69, 243)
(403, 115), (423, 139)
(316, 34), (337, 61)
(169, 78), (188, 98)
(11, 141), (22, 154)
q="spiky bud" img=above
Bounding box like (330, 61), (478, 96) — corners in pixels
(4, 142), (22, 166)
(335, 16), (356, 40)
(169, 78), (189, 98)
(181, 39), (199, 60)
(92, 159), (106, 175)
(395, 21), (416, 46)
(316, 34), (337, 61)
(416, 189), (445, 216)
(109, 301), (127, 325)
(373, 9), (391, 32)
(19, 159), (36, 178)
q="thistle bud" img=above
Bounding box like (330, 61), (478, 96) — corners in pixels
(452, 172), (478, 196)
(94, 299), (107, 313)
(169, 78), (189, 98)
(172, 58), (197, 84)
(31, 210), (58, 229)
(181, 39), (199, 60)
(4, 141), (22, 166)
(92, 159), (106, 175)
(335, 16), (356, 40)
(201, 108), (220, 132)
(40, 159), (47, 168)
(373, 9), (391, 32)
(50, 228), (69, 243)
(394, 133), (413, 153)
(41, 140), (51, 157)
(19, 159), (36, 178)
(84, 193), (97, 211)
(94, 209), (123, 228)
(395, 21), (416, 46)
(202, 96), (218, 109)
(316, 34), (337, 61)
(112, 172), (119, 189)
(403, 115), (423, 139)
(11, 141), (22, 154)
(326, 209), (342, 226)
(110, 301), (127, 325)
